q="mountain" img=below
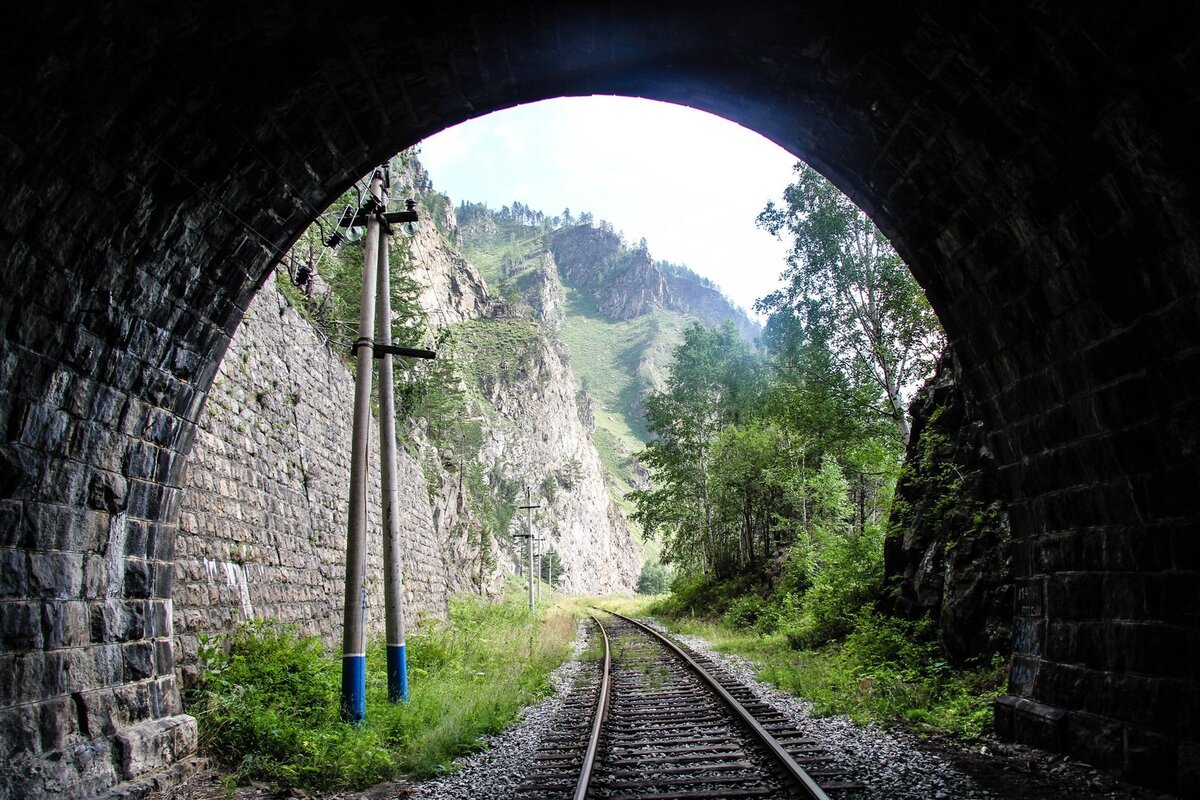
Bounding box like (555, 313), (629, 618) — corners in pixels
(452, 199), (760, 515)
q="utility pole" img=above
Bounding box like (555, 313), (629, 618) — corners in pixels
(338, 166), (427, 721)
(536, 536), (543, 603)
(517, 488), (541, 611)
(375, 176), (423, 704)
(340, 169), (384, 724)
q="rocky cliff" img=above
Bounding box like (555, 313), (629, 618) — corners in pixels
(455, 204), (759, 511)
(399, 158), (640, 593)
(549, 225), (760, 341)
(883, 348), (1012, 664)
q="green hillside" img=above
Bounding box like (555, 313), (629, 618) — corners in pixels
(456, 202), (757, 527)
(558, 284), (688, 510)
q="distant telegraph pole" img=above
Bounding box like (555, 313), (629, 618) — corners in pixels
(536, 536), (543, 603)
(516, 488), (541, 610)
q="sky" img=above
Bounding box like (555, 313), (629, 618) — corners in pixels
(417, 96), (801, 316)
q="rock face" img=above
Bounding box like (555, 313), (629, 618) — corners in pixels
(397, 159), (641, 594)
(884, 348), (1012, 665)
(464, 254), (641, 593)
(550, 225), (759, 339)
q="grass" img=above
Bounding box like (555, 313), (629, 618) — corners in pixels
(187, 593), (579, 791)
(450, 317), (543, 388)
(645, 609), (1007, 740)
(557, 285), (687, 504)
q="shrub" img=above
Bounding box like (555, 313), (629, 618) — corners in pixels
(720, 595), (764, 629)
(636, 561), (670, 594)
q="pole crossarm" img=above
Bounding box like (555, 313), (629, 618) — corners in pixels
(374, 344), (436, 359)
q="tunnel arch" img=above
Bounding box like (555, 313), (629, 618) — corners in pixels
(1, 2), (1198, 794)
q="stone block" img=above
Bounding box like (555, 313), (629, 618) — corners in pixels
(0, 651), (46, 705)
(994, 694), (1066, 750)
(1179, 740), (1200, 795)
(86, 470), (127, 514)
(0, 702), (41, 759)
(1101, 572), (1149, 621)
(1, 600), (43, 652)
(1046, 571), (1103, 621)
(77, 687), (118, 737)
(123, 519), (149, 559)
(113, 714), (197, 781)
(1065, 709), (1123, 767)
(0, 500), (28, 550)
(0, 546), (28, 597)
(42, 599), (89, 649)
(27, 550), (83, 599)
(1123, 725), (1178, 789)
(155, 640), (174, 675)
(91, 599), (148, 644)
(124, 478), (163, 523)
(123, 558), (151, 598)
(82, 554), (107, 599)
(38, 695), (78, 752)
(112, 682), (152, 729)
(122, 641), (155, 682)
(154, 561), (173, 598)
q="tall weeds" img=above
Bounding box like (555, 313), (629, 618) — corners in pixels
(187, 595), (575, 790)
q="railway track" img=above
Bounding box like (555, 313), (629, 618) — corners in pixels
(516, 611), (864, 800)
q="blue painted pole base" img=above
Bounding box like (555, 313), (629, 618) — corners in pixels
(341, 654), (366, 723)
(387, 643), (409, 703)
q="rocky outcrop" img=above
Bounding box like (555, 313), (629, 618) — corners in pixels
(399, 161), (497, 328)
(549, 225), (759, 340)
(462, 253), (641, 593)
(883, 348), (1012, 665)
(402, 167), (641, 594)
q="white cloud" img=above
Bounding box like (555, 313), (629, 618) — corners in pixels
(419, 96), (799, 314)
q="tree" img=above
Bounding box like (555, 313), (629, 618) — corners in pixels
(630, 322), (760, 577)
(540, 548), (564, 584)
(637, 561), (670, 594)
(757, 163), (945, 443)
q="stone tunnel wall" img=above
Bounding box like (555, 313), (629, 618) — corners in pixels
(171, 279), (453, 691)
(2, 3), (1200, 796)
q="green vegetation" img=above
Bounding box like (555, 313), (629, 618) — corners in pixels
(648, 596), (1006, 739)
(558, 288), (688, 504)
(449, 317), (543, 388)
(187, 595), (577, 791)
(636, 561), (671, 594)
(619, 163), (1003, 742)
(757, 163), (943, 444)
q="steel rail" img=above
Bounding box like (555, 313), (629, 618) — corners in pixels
(604, 610), (832, 800)
(573, 613), (612, 800)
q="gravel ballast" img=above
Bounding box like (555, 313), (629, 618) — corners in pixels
(407, 616), (1176, 800)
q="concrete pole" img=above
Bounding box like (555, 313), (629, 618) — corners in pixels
(375, 219), (408, 703)
(527, 487), (535, 611)
(341, 169), (383, 723)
